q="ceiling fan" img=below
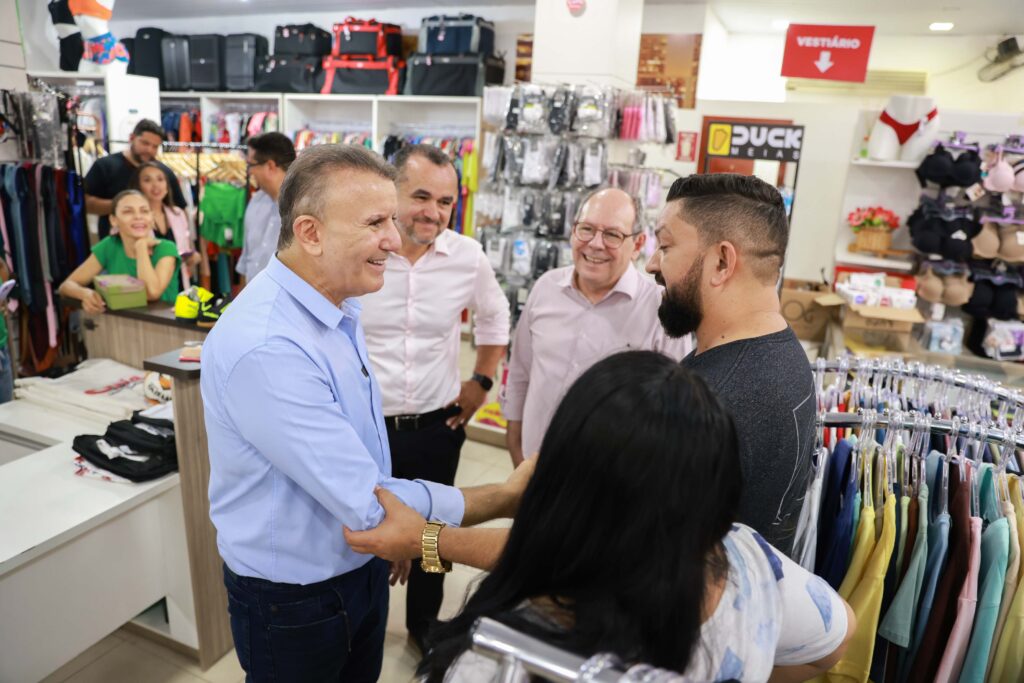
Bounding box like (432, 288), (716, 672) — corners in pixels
(978, 36), (1024, 82)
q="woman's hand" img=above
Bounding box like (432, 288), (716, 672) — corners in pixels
(188, 252), (201, 268)
(135, 237), (161, 257)
(82, 289), (107, 314)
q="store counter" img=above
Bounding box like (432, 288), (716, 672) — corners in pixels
(0, 400), (193, 682)
(79, 302), (208, 369)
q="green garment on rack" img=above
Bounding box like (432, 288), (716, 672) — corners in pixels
(200, 183), (246, 249)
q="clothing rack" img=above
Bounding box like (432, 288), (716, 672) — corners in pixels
(815, 357), (1024, 409)
(472, 618), (648, 682)
(819, 411), (1024, 456)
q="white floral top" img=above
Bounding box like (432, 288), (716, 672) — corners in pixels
(445, 524), (848, 682)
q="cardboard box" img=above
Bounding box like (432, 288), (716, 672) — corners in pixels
(780, 279), (834, 342)
(93, 274), (147, 310)
(817, 273), (924, 354)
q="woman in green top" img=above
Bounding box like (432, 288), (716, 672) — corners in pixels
(58, 190), (181, 311)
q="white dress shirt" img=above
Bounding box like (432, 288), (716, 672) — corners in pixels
(501, 264), (693, 459)
(236, 190), (281, 279)
(361, 229), (511, 416)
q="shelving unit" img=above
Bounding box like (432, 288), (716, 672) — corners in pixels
(281, 93), (481, 155)
(835, 109), (1022, 275)
(160, 91), (284, 145)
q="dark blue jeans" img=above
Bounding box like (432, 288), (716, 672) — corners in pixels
(224, 558), (389, 683)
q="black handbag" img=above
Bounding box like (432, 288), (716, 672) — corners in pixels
(255, 55), (321, 93)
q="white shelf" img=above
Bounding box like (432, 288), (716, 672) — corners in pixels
(28, 70), (103, 83)
(834, 247), (914, 272)
(377, 95), (481, 105)
(850, 158), (920, 169)
(284, 93), (378, 103)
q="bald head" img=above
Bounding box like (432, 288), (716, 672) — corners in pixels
(571, 187), (647, 298)
(576, 187), (641, 234)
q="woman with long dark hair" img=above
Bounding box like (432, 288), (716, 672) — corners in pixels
(419, 351), (854, 682)
(129, 161), (199, 290)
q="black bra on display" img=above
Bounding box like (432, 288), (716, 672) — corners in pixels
(915, 144), (982, 188)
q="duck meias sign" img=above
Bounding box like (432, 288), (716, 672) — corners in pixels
(705, 121), (804, 162)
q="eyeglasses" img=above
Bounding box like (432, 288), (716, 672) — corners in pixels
(572, 223), (640, 248)
(246, 160), (266, 169)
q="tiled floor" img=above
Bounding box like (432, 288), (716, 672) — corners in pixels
(40, 437), (514, 683)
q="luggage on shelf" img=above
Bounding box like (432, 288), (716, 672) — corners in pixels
(189, 34), (226, 91)
(133, 27), (167, 85)
(274, 23), (332, 57)
(226, 33), (269, 91)
(255, 55), (321, 93)
(318, 56), (404, 95)
(405, 53), (504, 97)
(161, 35), (191, 91)
(331, 17), (403, 60)
(419, 14), (495, 56)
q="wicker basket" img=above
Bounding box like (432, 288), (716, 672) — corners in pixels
(854, 228), (892, 253)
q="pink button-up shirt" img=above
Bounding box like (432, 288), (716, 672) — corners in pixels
(502, 264), (693, 459)
(361, 229), (511, 416)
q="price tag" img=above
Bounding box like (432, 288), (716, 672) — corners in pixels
(965, 183), (986, 202)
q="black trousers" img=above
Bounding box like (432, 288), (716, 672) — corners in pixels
(387, 418), (465, 640)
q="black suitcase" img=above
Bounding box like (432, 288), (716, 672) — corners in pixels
(274, 24), (332, 57)
(226, 33), (269, 91)
(134, 27), (167, 86)
(405, 53), (505, 97)
(255, 55), (321, 93)
(190, 34), (226, 91)
(161, 35), (191, 90)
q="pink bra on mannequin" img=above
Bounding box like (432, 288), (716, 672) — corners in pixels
(984, 150), (1015, 192)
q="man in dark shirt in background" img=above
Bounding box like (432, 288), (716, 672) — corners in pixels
(646, 173), (815, 558)
(84, 119), (187, 238)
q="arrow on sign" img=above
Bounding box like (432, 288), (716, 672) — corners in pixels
(814, 50), (834, 73)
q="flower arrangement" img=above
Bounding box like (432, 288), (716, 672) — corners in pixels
(847, 206), (900, 233)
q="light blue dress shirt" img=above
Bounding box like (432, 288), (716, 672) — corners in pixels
(202, 255), (465, 584)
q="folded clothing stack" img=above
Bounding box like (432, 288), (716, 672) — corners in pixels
(15, 359), (149, 422)
(72, 405), (178, 483)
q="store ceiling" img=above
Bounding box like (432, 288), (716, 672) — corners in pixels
(702, 0), (1024, 36)
(114, 0), (1024, 36)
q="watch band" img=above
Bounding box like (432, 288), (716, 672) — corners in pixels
(471, 372), (494, 391)
(420, 521), (452, 574)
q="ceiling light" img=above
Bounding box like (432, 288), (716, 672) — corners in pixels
(772, 19), (790, 30)
(929, 22), (955, 31)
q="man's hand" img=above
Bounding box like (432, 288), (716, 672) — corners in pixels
(445, 379), (488, 429)
(501, 455), (537, 517)
(343, 487), (426, 562)
(82, 289), (107, 314)
(389, 560), (411, 587)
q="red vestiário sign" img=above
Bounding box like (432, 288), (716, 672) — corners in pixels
(781, 24), (875, 82)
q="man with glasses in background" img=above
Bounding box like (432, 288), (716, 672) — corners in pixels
(502, 187), (692, 466)
(237, 132), (295, 286)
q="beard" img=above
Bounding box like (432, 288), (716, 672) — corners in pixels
(657, 255), (704, 338)
(401, 218), (442, 246)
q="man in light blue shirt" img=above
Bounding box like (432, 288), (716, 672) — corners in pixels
(236, 132), (292, 285)
(202, 144), (528, 682)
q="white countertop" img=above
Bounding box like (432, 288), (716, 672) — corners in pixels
(0, 400), (180, 576)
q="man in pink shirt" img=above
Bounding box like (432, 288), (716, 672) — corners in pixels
(502, 187), (692, 466)
(360, 144), (510, 652)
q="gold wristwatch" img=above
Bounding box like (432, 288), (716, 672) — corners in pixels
(420, 521), (452, 573)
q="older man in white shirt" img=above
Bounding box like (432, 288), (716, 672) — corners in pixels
(360, 144), (510, 651)
(502, 187), (692, 466)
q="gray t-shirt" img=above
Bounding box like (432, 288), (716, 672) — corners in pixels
(683, 327), (815, 558)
